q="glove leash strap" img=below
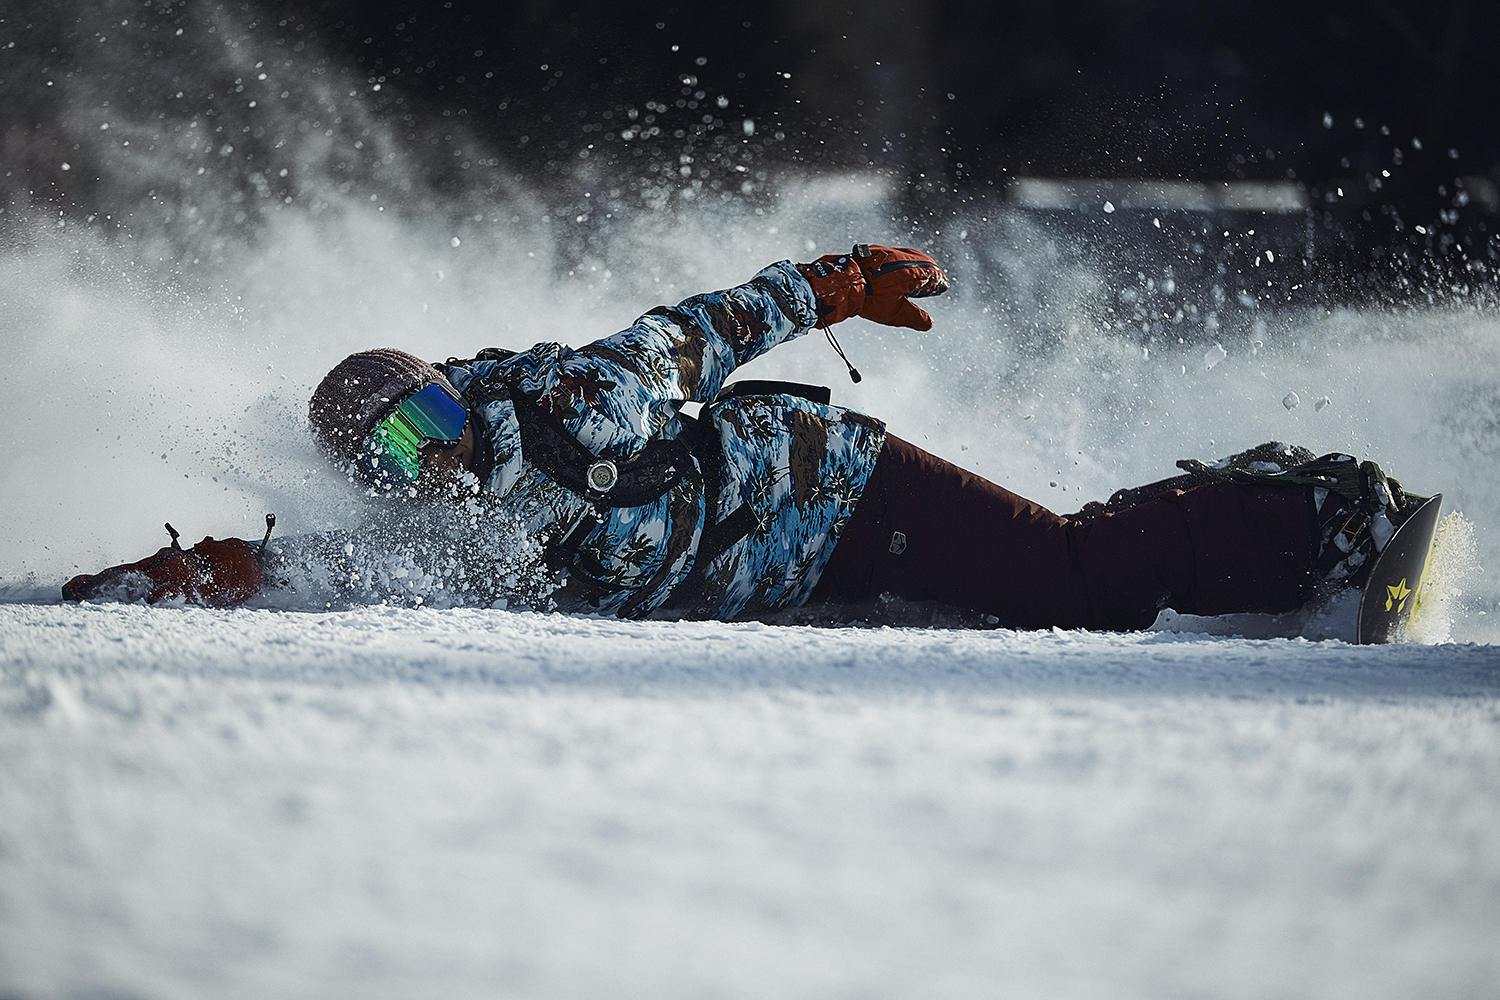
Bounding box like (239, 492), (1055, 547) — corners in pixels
(151, 522), (208, 575)
(822, 325), (862, 384)
(819, 242), (871, 383)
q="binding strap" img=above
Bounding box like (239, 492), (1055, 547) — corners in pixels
(1176, 452), (1419, 521)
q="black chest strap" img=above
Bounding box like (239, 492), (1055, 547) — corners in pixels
(508, 385), (697, 507)
(448, 360), (821, 611)
(448, 366), (698, 509)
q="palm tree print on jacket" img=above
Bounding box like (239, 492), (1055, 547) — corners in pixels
(440, 262), (887, 620)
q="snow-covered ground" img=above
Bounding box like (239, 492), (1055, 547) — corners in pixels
(3, 603), (1499, 999)
(4, 2), (1500, 995)
(7, 211), (1498, 996)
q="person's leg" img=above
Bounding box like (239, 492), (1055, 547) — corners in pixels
(1071, 480), (1315, 626)
(815, 434), (1093, 625)
(814, 434), (1314, 630)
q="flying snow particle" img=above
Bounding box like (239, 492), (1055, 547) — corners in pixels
(450, 237), (461, 248)
(1103, 201), (1115, 213)
(1283, 391), (1301, 411)
(1322, 113), (1333, 129)
(1204, 343), (1226, 369)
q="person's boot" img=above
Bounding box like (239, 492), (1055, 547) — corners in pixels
(1308, 456), (1409, 590)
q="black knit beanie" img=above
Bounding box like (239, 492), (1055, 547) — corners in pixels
(308, 348), (458, 461)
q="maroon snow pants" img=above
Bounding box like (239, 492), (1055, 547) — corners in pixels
(811, 434), (1315, 631)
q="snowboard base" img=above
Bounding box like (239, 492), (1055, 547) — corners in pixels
(1356, 494), (1443, 645)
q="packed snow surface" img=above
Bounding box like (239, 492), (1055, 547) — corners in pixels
(3, 603), (1499, 999)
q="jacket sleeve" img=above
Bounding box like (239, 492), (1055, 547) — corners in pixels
(510, 260), (818, 460)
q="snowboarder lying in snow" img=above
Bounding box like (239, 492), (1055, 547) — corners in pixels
(62, 244), (1418, 629)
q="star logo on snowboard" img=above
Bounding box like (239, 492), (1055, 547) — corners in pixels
(1385, 577), (1411, 613)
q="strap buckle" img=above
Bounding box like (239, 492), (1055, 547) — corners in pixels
(586, 459), (619, 494)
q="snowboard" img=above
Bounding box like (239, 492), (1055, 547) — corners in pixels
(1356, 494), (1443, 645)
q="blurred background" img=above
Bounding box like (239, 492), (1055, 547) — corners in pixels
(6, 0), (1497, 297)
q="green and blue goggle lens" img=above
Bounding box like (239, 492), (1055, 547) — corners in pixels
(356, 382), (469, 486)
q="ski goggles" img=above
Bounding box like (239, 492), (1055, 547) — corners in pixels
(356, 382), (468, 485)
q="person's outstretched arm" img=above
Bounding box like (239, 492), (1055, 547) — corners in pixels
(499, 245), (948, 458)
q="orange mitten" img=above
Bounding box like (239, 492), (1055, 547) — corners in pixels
(63, 532), (263, 607)
(797, 244), (949, 330)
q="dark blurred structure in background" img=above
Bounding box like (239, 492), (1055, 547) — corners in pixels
(3, 0), (1496, 306)
(315, 0), (1497, 271)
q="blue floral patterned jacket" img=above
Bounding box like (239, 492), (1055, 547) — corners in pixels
(440, 261), (887, 620)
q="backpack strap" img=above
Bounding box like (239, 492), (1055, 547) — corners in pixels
(442, 350), (692, 508)
(442, 351), (772, 612)
(439, 347), (519, 369)
(505, 386), (696, 508)
(713, 380), (831, 406)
